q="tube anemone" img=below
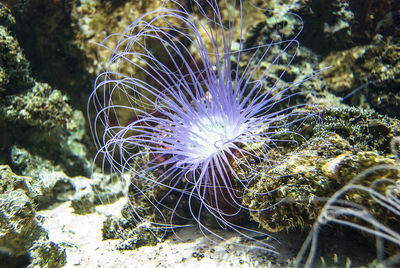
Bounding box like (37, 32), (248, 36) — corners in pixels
(89, 0), (313, 251)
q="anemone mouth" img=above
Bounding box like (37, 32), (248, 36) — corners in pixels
(179, 112), (246, 162)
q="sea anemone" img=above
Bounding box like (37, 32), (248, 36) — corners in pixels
(89, 0), (313, 250)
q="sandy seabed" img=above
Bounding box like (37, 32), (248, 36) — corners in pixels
(38, 199), (290, 268)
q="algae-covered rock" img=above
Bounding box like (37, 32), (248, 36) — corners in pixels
(292, 0), (400, 53)
(99, 151), (191, 249)
(0, 3), (15, 28)
(0, 190), (45, 256)
(320, 44), (400, 118)
(0, 165), (39, 198)
(242, 105), (400, 232)
(28, 239), (66, 268)
(243, 133), (397, 232)
(70, 173), (125, 214)
(5, 143), (124, 213)
(319, 106), (400, 152)
(1, 82), (74, 130)
(293, 0), (355, 53)
(0, 164), (125, 265)
(72, 0), (178, 76)
(243, 133), (350, 232)
(357, 45), (400, 118)
(10, 146), (125, 212)
(319, 46), (367, 94)
(2, 0), (93, 109)
(0, 2), (92, 178)
(0, 190), (66, 267)
(102, 212), (163, 250)
(0, 3), (33, 94)
(0, 165), (67, 267)
(3, 110), (91, 178)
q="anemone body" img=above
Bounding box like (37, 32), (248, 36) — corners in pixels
(90, 0), (308, 245)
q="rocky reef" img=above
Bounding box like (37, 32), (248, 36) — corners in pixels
(0, 0), (399, 267)
(0, 2), (125, 266)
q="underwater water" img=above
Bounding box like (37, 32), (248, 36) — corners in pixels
(0, 0), (399, 267)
